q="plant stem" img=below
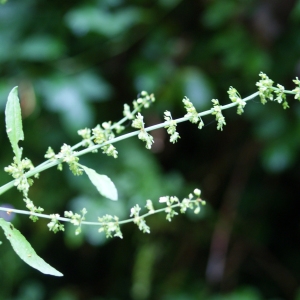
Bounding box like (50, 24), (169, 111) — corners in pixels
(0, 91), (260, 197)
(0, 201), (198, 226)
(74, 91), (260, 157)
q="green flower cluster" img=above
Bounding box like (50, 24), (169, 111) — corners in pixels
(256, 72), (275, 104)
(211, 99), (226, 131)
(228, 87), (246, 115)
(159, 188), (204, 221)
(4, 157), (35, 196)
(132, 91), (155, 110)
(88, 189), (205, 239)
(65, 208), (87, 235)
(182, 96), (204, 129)
(76, 91), (155, 157)
(77, 128), (94, 148)
(256, 72), (289, 109)
(293, 77), (300, 100)
(132, 113), (154, 149)
(98, 214), (123, 238)
(56, 144), (82, 176)
(47, 214), (65, 233)
(130, 204), (150, 233)
(25, 198), (44, 222)
(78, 123), (119, 158)
(164, 111), (180, 143)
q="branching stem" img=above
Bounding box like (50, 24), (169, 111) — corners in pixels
(0, 201), (196, 226)
(0, 91), (259, 196)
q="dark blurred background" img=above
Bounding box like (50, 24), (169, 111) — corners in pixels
(1, 0), (300, 299)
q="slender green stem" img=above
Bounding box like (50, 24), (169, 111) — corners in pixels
(74, 91), (260, 158)
(271, 88), (296, 95)
(0, 201), (196, 226)
(0, 91), (260, 197)
(0, 206), (70, 222)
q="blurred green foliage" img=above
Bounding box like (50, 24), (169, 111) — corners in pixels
(1, 0), (300, 299)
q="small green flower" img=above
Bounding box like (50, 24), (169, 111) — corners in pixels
(65, 208), (87, 235)
(180, 198), (192, 213)
(165, 206), (178, 222)
(130, 204), (150, 233)
(56, 144), (82, 175)
(274, 84), (289, 109)
(5, 157), (36, 196)
(159, 196), (179, 221)
(113, 123), (125, 134)
(24, 197), (44, 222)
(164, 111), (180, 143)
(228, 87), (246, 115)
(145, 200), (155, 213)
(78, 128), (94, 147)
(132, 113), (145, 129)
(137, 91), (155, 109)
(44, 147), (56, 160)
(194, 188), (201, 196)
(293, 77), (300, 100)
(78, 128), (91, 139)
(47, 214), (64, 233)
(198, 119), (204, 129)
(211, 99), (226, 130)
(183, 97), (200, 123)
(136, 218), (150, 233)
(123, 103), (135, 120)
(101, 144), (118, 158)
(256, 72), (274, 104)
(132, 114), (154, 149)
(130, 204), (141, 218)
(138, 130), (154, 149)
(98, 214), (123, 239)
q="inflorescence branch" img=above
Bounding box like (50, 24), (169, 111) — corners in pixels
(0, 189), (205, 237)
(1, 72), (300, 237)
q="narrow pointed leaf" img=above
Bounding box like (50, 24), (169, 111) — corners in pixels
(0, 218), (63, 276)
(81, 165), (118, 201)
(5, 86), (24, 162)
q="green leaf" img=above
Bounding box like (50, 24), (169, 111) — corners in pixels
(5, 87), (24, 162)
(0, 218), (63, 277)
(81, 165), (118, 201)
